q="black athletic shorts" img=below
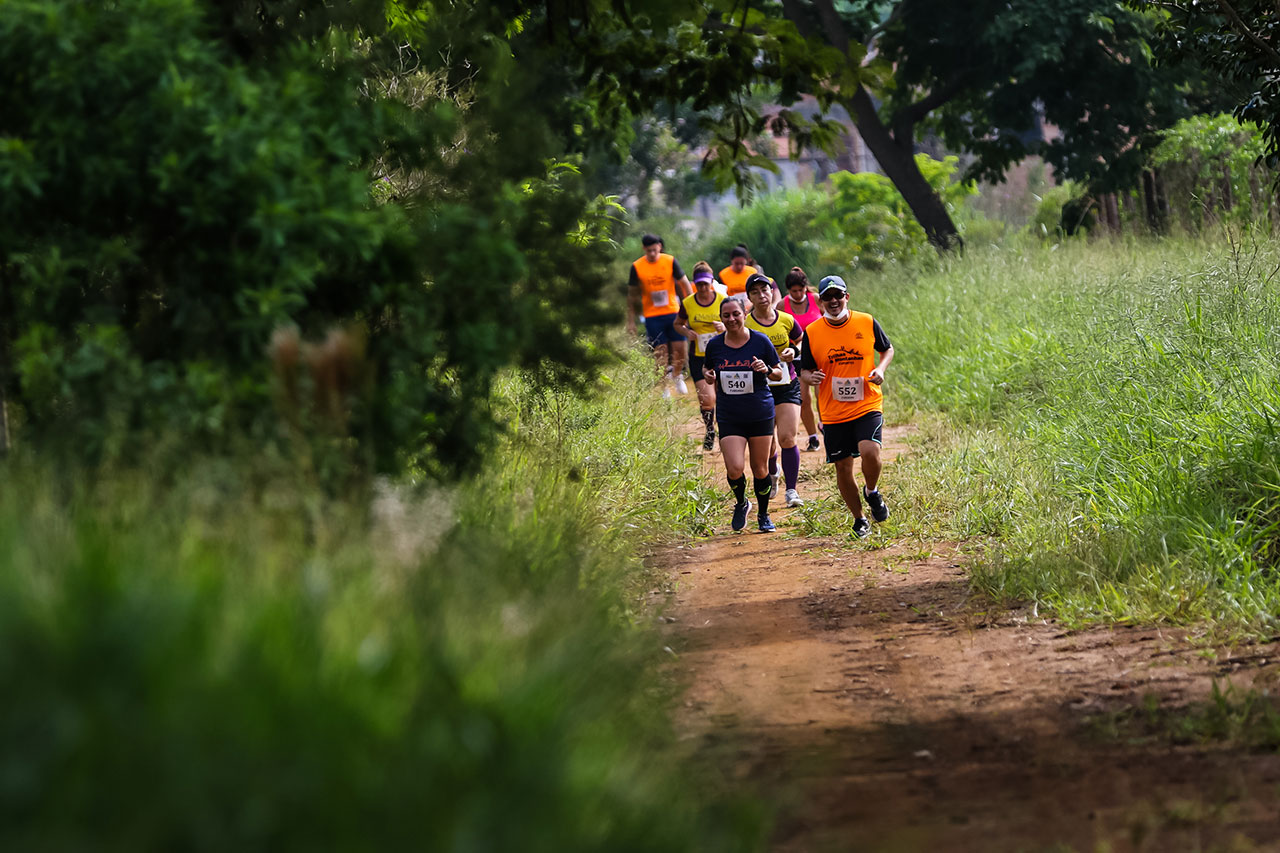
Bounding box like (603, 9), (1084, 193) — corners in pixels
(718, 416), (776, 439)
(823, 411), (883, 463)
(769, 377), (802, 406)
(689, 353), (708, 384)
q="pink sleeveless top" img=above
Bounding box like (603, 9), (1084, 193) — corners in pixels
(780, 292), (821, 329)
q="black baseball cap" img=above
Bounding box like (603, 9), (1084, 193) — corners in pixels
(817, 275), (848, 297)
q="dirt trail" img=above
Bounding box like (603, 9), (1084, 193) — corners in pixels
(660, 417), (1280, 852)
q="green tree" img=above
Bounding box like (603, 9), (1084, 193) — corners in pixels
(0, 0), (622, 477)
(768, 0), (1220, 249)
(1141, 0), (1280, 166)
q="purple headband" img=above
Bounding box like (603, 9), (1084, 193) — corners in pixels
(693, 270), (715, 284)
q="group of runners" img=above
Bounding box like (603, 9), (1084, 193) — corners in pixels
(627, 234), (894, 538)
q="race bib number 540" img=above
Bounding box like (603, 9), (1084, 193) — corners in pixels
(720, 370), (753, 395)
(832, 376), (864, 402)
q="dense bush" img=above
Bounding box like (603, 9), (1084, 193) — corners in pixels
(1151, 113), (1270, 229)
(0, 352), (758, 850)
(694, 154), (981, 279)
(0, 0), (618, 477)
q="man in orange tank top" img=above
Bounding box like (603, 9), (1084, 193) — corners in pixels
(798, 275), (895, 539)
(627, 234), (692, 396)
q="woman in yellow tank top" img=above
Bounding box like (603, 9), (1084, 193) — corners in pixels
(674, 261), (726, 450)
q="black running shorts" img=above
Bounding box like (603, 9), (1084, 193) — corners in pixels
(823, 411), (883, 463)
(718, 416), (776, 439)
(769, 377), (802, 407)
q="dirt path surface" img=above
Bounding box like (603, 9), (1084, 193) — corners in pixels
(660, 417), (1280, 852)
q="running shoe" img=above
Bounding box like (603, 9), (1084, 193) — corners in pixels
(863, 487), (889, 522)
(703, 430), (716, 451)
(731, 499), (751, 532)
(853, 517), (871, 539)
(758, 514), (776, 533)
(805, 435), (821, 452)
(768, 478), (778, 500)
(784, 488), (804, 508)
(674, 374), (689, 395)
(662, 386), (671, 400)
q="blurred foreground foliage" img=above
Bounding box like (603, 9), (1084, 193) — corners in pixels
(0, 0), (626, 478)
(0, 352), (758, 850)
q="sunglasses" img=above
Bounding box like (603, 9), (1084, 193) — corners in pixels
(820, 291), (847, 302)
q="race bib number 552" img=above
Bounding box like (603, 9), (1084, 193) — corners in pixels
(832, 375), (864, 402)
(720, 370), (753, 395)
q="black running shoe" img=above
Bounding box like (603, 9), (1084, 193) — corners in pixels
(732, 499), (751, 532)
(853, 517), (871, 539)
(863, 487), (889, 522)
(758, 514), (776, 533)
(805, 435), (821, 452)
(703, 430), (715, 451)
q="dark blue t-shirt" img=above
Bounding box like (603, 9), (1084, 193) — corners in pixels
(703, 330), (780, 424)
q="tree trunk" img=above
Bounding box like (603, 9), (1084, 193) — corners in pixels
(1104, 193), (1121, 233)
(1142, 169), (1161, 232)
(842, 87), (963, 251)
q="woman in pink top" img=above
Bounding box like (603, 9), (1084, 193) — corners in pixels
(780, 267), (823, 451)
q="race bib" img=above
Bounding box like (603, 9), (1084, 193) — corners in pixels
(832, 375), (864, 402)
(696, 332), (716, 354)
(720, 370), (753, 395)
(649, 289), (669, 308)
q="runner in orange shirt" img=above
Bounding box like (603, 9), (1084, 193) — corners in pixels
(626, 234), (693, 397)
(798, 275), (895, 539)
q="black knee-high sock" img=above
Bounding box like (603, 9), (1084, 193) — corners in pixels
(754, 475), (773, 516)
(701, 409), (715, 433)
(728, 475), (746, 505)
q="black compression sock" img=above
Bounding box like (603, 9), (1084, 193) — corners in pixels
(728, 475), (746, 504)
(754, 475), (773, 515)
(701, 409), (715, 432)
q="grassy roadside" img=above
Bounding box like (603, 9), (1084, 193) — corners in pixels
(0, 350), (759, 850)
(835, 234), (1280, 637)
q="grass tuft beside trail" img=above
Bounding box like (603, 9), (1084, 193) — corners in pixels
(842, 234), (1280, 636)
(0, 352), (758, 850)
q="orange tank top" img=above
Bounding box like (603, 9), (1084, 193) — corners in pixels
(633, 254), (679, 317)
(718, 264), (757, 296)
(803, 312), (883, 424)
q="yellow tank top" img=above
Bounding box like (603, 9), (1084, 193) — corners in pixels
(681, 291), (726, 356)
(745, 310), (797, 385)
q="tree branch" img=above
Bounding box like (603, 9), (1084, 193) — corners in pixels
(889, 77), (965, 148)
(780, 0), (850, 53)
(1215, 0), (1280, 67)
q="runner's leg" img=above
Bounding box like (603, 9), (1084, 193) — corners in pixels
(799, 383), (817, 437)
(858, 440), (882, 492)
(721, 435), (747, 482)
(833, 457), (865, 519)
(775, 403), (801, 491)
(747, 433), (774, 521)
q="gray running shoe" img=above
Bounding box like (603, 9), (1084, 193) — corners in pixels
(784, 488), (804, 508)
(853, 517), (871, 538)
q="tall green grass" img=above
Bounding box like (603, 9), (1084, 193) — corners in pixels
(0, 352), (756, 850)
(853, 233), (1280, 634)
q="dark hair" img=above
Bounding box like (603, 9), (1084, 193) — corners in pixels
(784, 267), (809, 290)
(730, 246), (749, 260)
(641, 234), (662, 248)
(745, 273), (773, 293)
